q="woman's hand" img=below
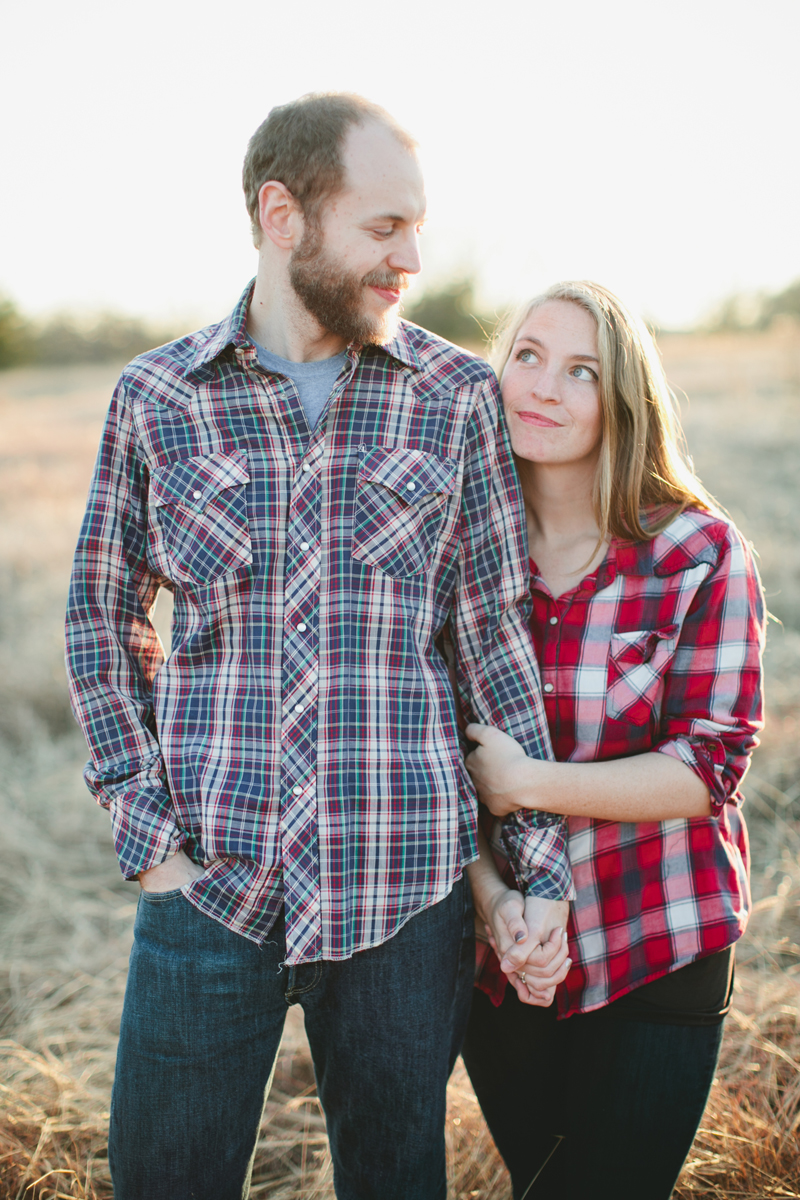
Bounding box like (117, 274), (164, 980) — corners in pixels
(483, 891), (571, 1006)
(466, 723), (544, 817)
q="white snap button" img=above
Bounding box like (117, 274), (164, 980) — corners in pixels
(549, 616), (558, 625)
(543, 683), (554, 693)
(406, 481), (416, 491)
(192, 490), (202, 499)
(296, 623), (308, 632)
(294, 704), (304, 713)
(299, 541), (310, 550)
(302, 464), (311, 473)
(292, 785), (303, 795)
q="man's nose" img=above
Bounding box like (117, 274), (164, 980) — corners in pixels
(387, 229), (422, 276)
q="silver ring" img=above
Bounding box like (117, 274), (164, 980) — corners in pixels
(520, 972), (527, 985)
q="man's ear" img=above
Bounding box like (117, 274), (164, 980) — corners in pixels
(257, 180), (304, 251)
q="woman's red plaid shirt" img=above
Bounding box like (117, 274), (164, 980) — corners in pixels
(476, 506), (766, 1018)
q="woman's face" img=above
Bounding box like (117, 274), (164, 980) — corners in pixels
(501, 299), (603, 471)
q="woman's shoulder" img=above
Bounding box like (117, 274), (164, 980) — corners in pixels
(616, 506), (753, 580)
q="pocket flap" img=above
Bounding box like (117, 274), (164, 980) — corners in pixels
(358, 445), (457, 502)
(150, 450), (250, 514)
(610, 625), (679, 666)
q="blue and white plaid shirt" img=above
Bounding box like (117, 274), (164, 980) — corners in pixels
(66, 282), (571, 963)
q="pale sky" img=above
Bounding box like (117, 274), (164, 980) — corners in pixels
(1, 0), (798, 329)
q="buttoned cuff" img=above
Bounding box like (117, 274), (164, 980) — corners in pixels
(107, 789), (186, 879)
(500, 811), (575, 901)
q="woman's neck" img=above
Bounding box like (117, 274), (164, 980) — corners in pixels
(516, 459), (608, 599)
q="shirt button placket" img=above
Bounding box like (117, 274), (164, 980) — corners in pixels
(279, 438), (325, 961)
(542, 600), (560, 699)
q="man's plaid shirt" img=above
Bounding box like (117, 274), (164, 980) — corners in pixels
(65, 282), (571, 964)
(476, 507), (765, 1016)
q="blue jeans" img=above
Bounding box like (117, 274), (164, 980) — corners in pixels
(462, 984), (724, 1200)
(109, 877), (474, 1200)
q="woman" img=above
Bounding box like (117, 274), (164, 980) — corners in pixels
(462, 282), (765, 1200)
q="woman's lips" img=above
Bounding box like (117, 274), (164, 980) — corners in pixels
(517, 411), (563, 428)
(370, 286), (402, 304)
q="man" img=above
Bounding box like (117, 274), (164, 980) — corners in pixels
(65, 92), (571, 1200)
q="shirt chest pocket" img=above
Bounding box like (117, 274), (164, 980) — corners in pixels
(606, 625), (679, 726)
(351, 445), (458, 578)
(149, 450), (253, 587)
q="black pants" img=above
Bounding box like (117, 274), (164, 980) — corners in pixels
(462, 956), (730, 1200)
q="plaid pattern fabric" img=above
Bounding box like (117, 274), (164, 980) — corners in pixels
(476, 508), (765, 1016)
(65, 281), (570, 964)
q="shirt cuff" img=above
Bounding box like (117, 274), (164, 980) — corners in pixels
(500, 812), (575, 901)
(106, 786), (186, 879)
(653, 737), (728, 813)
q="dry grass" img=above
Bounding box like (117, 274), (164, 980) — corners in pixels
(1, 329), (799, 1198)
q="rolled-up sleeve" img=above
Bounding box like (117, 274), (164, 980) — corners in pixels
(452, 372), (573, 900)
(653, 524), (766, 813)
(65, 378), (185, 878)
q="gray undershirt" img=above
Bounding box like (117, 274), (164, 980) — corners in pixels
(255, 344), (347, 430)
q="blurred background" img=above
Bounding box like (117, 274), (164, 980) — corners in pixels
(1, 1), (799, 1196)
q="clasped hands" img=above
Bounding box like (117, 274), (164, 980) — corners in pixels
(483, 890), (571, 1005)
(466, 723), (570, 1004)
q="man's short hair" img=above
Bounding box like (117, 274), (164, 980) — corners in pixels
(242, 92), (417, 246)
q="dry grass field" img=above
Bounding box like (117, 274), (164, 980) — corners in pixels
(0, 325), (799, 1197)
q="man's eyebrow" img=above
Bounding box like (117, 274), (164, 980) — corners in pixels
(514, 335), (599, 363)
(365, 212), (427, 224)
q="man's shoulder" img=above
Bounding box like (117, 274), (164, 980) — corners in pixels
(392, 321), (495, 389)
(117, 282), (251, 401)
(117, 319), (227, 403)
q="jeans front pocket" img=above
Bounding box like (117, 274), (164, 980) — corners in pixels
(351, 445), (458, 578)
(149, 449), (253, 587)
(138, 886), (186, 904)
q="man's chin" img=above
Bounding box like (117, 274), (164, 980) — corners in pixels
(362, 305), (401, 347)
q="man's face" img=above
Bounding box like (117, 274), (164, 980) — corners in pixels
(289, 121), (426, 345)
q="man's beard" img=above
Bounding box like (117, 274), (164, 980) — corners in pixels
(289, 224), (407, 346)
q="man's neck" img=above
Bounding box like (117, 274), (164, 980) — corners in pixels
(247, 268), (347, 363)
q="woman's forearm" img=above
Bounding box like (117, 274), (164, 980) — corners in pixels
(466, 724), (712, 822)
(527, 753), (712, 821)
(465, 825), (508, 923)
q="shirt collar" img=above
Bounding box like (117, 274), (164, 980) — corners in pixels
(380, 322), (423, 371)
(186, 280), (423, 378)
(532, 509), (718, 597)
(612, 509), (720, 578)
(184, 281), (254, 378)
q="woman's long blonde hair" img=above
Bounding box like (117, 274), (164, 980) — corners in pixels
(493, 280), (716, 542)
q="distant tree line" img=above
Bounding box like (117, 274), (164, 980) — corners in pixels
(0, 296), (181, 370)
(705, 277), (800, 333)
(403, 276), (495, 351)
(2, 273), (799, 370)
(0, 280), (496, 371)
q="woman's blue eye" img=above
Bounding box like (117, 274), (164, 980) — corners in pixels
(518, 349), (537, 363)
(572, 365), (597, 381)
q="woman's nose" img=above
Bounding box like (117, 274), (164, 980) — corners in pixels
(531, 371), (561, 403)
